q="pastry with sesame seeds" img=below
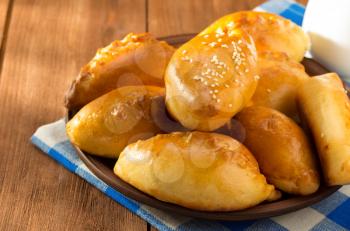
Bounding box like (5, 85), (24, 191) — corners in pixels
(65, 33), (175, 109)
(251, 52), (310, 120)
(201, 11), (310, 62)
(165, 29), (258, 131)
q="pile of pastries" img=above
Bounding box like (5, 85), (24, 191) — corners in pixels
(65, 11), (350, 212)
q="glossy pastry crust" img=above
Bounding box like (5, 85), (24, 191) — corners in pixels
(251, 52), (309, 119)
(236, 106), (320, 195)
(297, 73), (350, 186)
(65, 33), (175, 109)
(66, 86), (165, 158)
(201, 11), (310, 62)
(165, 28), (258, 131)
(114, 132), (279, 211)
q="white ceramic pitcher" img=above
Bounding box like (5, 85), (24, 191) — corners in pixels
(303, 0), (350, 84)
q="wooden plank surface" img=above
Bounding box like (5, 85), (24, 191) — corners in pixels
(0, 0), (147, 230)
(0, 0), (11, 50)
(0, 0), (308, 230)
(149, 0), (307, 37)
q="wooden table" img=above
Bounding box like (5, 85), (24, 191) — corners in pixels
(0, 0), (307, 230)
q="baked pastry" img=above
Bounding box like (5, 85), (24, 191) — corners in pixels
(65, 33), (175, 109)
(201, 11), (310, 62)
(66, 86), (164, 158)
(251, 52), (309, 119)
(297, 73), (350, 185)
(165, 27), (258, 131)
(236, 106), (320, 195)
(114, 132), (280, 211)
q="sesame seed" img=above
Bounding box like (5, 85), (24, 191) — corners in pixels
(212, 94), (217, 99)
(204, 34), (209, 38)
(181, 56), (189, 61)
(214, 89), (218, 93)
(209, 90), (213, 94)
(224, 84), (229, 88)
(254, 75), (260, 80)
(228, 30), (235, 37)
(267, 89), (272, 93)
(217, 99), (221, 103)
(193, 75), (202, 81)
(245, 69), (249, 73)
(216, 27), (225, 36)
(182, 50), (187, 54)
(221, 44), (229, 48)
(209, 42), (217, 47)
(228, 104), (233, 107)
(211, 84), (215, 87)
(185, 133), (193, 143)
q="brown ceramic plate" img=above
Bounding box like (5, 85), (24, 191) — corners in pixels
(68, 34), (341, 221)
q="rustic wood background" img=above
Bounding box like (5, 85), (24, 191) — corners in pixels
(0, 0), (307, 230)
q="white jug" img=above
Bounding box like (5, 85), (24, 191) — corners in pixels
(303, 0), (350, 84)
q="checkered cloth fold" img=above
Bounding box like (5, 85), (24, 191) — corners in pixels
(31, 1), (350, 230)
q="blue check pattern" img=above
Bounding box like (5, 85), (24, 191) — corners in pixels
(31, 1), (350, 230)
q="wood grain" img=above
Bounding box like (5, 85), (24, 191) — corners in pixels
(0, 0), (11, 49)
(148, 0), (307, 37)
(0, 0), (147, 230)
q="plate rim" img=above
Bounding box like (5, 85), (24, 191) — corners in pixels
(67, 34), (342, 221)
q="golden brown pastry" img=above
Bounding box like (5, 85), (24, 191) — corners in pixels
(236, 106), (320, 195)
(114, 132), (280, 211)
(200, 11), (310, 62)
(66, 86), (164, 158)
(297, 73), (350, 186)
(165, 27), (258, 131)
(251, 52), (309, 119)
(65, 33), (175, 109)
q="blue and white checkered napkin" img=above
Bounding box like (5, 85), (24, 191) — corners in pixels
(31, 1), (350, 230)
